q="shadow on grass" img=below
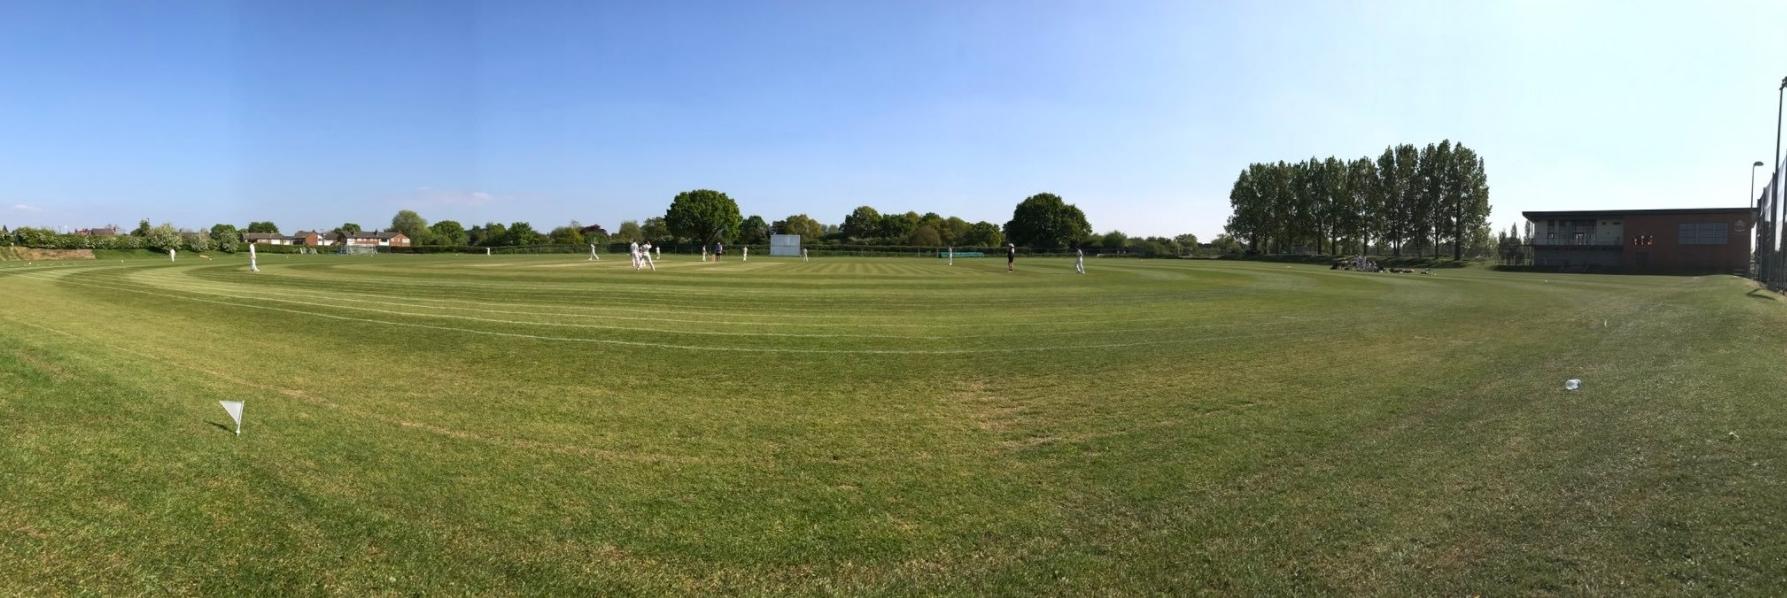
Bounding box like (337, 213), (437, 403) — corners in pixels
(205, 420), (235, 434)
(1746, 288), (1782, 302)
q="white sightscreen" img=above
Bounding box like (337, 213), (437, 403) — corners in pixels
(770, 234), (801, 256)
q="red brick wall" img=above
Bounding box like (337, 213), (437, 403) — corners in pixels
(1620, 212), (1752, 273)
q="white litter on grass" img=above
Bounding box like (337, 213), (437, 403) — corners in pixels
(219, 400), (244, 435)
(1564, 379), (1581, 391)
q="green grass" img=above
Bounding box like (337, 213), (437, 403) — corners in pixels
(3, 254), (1785, 594)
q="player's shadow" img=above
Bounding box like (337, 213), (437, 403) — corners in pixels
(205, 420), (235, 434)
(1746, 288), (1780, 302)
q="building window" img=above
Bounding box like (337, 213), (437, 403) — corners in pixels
(1678, 223), (1728, 245)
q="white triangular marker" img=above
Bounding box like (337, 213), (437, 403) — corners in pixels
(219, 400), (244, 436)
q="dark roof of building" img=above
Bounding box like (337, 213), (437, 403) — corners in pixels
(1523, 208), (1753, 219)
(335, 230), (405, 239)
(242, 232), (289, 240)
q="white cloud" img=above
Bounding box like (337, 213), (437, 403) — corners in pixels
(11, 203), (41, 212)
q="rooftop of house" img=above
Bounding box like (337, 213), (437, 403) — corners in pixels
(1523, 208), (1752, 219)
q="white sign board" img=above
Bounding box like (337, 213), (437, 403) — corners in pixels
(770, 234), (801, 257)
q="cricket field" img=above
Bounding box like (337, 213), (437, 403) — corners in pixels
(3, 253), (1785, 594)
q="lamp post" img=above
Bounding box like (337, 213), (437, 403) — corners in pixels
(1755, 161), (1766, 209)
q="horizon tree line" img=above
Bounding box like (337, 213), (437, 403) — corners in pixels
(4, 190), (1221, 254)
(1224, 140), (1492, 259)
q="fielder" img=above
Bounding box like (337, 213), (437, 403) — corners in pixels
(1075, 247), (1085, 274)
(639, 243), (656, 271)
(629, 241), (642, 270)
(589, 243), (599, 261)
(1005, 243), (1015, 272)
(168, 248), (177, 262)
(947, 246), (954, 265)
(802, 247), (809, 262)
(742, 246), (748, 262)
(249, 243), (260, 272)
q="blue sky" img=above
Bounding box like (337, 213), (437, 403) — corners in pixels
(4, 0), (1787, 238)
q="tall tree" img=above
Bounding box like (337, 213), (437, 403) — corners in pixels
(505, 222), (544, 246)
(1347, 157), (1380, 254)
(246, 221), (280, 234)
(209, 224), (241, 253)
(664, 189), (743, 244)
(1003, 193), (1091, 250)
(1225, 167), (1263, 252)
(961, 221), (1004, 247)
(772, 214), (824, 240)
(429, 220), (468, 246)
(841, 206), (881, 240)
(641, 217), (671, 243)
(390, 210), (429, 241)
(614, 220), (643, 243)
(877, 212), (918, 242)
(548, 225), (584, 246)
(737, 215), (770, 244)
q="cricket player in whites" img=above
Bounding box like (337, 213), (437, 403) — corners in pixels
(947, 246), (954, 265)
(639, 243), (656, 271)
(588, 243), (600, 261)
(802, 247), (809, 262)
(168, 248), (177, 262)
(249, 242), (260, 272)
(629, 241), (641, 270)
(1074, 247), (1085, 274)
(742, 246), (748, 262)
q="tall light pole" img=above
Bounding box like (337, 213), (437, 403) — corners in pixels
(1756, 160), (1767, 277)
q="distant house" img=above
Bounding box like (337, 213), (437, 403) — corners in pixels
(335, 230), (411, 247)
(243, 232), (298, 245)
(291, 230), (334, 247)
(1523, 207), (1753, 273)
(74, 226), (120, 237)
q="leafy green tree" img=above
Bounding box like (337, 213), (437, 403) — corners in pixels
(1003, 193), (1091, 250)
(841, 206), (881, 240)
(209, 224), (241, 253)
(878, 212), (918, 242)
(641, 217), (671, 243)
(1210, 233), (1242, 255)
(144, 223), (182, 251)
(615, 220), (643, 243)
(429, 220), (468, 246)
(1347, 157), (1380, 254)
(1173, 233), (1198, 255)
(773, 214), (824, 240)
(943, 216), (970, 245)
(183, 231), (212, 253)
(506, 222), (545, 246)
(390, 210), (429, 242)
(1099, 230), (1129, 249)
(131, 219), (152, 237)
(738, 215), (770, 244)
(664, 189), (742, 244)
(548, 225), (584, 246)
(905, 225), (942, 246)
(475, 222), (506, 246)
(961, 221), (1004, 247)
(336, 222), (362, 235)
(246, 221), (279, 234)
